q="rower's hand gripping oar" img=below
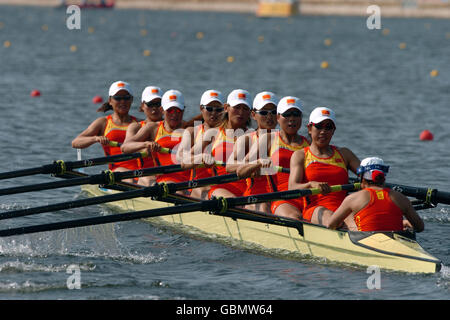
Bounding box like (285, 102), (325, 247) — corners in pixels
(0, 182), (361, 237)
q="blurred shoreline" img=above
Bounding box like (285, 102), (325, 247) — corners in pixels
(0, 0), (448, 19)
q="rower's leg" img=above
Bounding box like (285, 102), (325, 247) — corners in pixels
(138, 175), (156, 186)
(210, 188), (236, 199)
(273, 203), (301, 220)
(245, 202), (271, 214)
(113, 167), (137, 184)
(190, 186), (209, 200)
(310, 206), (334, 226)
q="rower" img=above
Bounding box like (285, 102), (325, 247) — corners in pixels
(230, 91), (279, 213)
(328, 157), (425, 232)
(122, 86), (163, 185)
(238, 96), (310, 216)
(121, 89), (191, 187)
(71, 81), (140, 181)
(179, 90), (225, 199)
(288, 107), (360, 223)
(208, 89), (252, 199)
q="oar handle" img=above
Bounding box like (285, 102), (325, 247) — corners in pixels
(109, 141), (171, 155)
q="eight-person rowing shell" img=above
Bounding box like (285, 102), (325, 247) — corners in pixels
(71, 84), (426, 234)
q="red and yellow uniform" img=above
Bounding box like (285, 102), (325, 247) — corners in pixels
(191, 124), (213, 181)
(208, 126), (248, 197)
(354, 188), (403, 231)
(243, 131), (272, 197)
(269, 132), (309, 213)
(139, 120), (157, 169)
(102, 115), (140, 171)
(301, 146), (348, 221)
(154, 121), (191, 183)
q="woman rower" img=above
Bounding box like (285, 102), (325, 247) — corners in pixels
(121, 89), (191, 187)
(236, 96), (310, 215)
(207, 89), (252, 199)
(122, 86), (163, 185)
(71, 81), (140, 179)
(178, 89), (225, 199)
(228, 91), (279, 212)
(288, 107), (360, 224)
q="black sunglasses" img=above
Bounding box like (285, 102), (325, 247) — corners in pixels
(313, 122), (335, 131)
(145, 101), (161, 108)
(255, 109), (277, 116)
(202, 105), (224, 113)
(280, 111), (302, 118)
(112, 95), (132, 101)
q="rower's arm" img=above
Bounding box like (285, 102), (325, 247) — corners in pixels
(121, 122), (157, 154)
(71, 117), (106, 149)
(226, 134), (249, 173)
(391, 191), (425, 232)
(177, 127), (196, 169)
(327, 193), (356, 229)
(340, 147), (361, 174)
(182, 114), (203, 129)
(288, 150), (312, 189)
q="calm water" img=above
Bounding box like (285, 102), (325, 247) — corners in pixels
(0, 5), (449, 301)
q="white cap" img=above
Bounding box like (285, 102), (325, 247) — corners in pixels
(227, 89), (252, 108)
(277, 96), (303, 114)
(253, 91), (278, 111)
(309, 107), (336, 125)
(109, 81), (133, 96)
(141, 86), (162, 103)
(357, 157), (389, 181)
(161, 89), (185, 111)
(200, 90), (224, 106)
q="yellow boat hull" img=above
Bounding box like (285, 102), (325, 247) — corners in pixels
(81, 184), (441, 274)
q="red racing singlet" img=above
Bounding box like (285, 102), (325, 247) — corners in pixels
(102, 115), (140, 171)
(139, 120), (156, 169)
(302, 146), (349, 221)
(191, 124), (213, 180)
(209, 126), (247, 197)
(354, 188), (404, 232)
(154, 121), (191, 183)
(270, 132), (309, 192)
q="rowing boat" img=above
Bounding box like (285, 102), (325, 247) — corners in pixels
(80, 182), (442, 274)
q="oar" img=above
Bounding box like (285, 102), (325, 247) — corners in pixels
(109, 141), (172, 155)
(0, 173), (242, 221)
(0, 164), (186, 197)
(348, 177), (450, 206)
(0, 151), (149, 181)
(0, 183), (360, 237)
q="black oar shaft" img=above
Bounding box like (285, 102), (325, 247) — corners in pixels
(0, 173), (241, 220)
(0, 200), (220, 237)
(0, 165), (184, 197)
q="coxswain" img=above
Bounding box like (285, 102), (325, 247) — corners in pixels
(328, 157), (424, 232)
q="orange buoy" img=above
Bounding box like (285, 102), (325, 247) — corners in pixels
(92, 95), (103, 104)
(419, 130), (433, 141)
(30, 90), (41, 97)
